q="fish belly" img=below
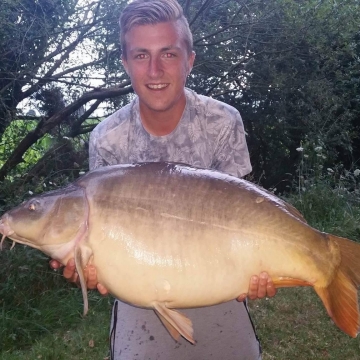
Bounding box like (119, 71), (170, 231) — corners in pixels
(88, 209), (318, 309)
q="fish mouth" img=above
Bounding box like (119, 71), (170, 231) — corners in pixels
(0, 215), (42, 250)
(0, 215), (15, 250)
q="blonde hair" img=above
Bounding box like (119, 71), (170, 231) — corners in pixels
(119, 0), (193, 58)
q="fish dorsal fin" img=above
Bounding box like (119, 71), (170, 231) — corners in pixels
(74, 244), (94, 316)
(250, 183), (307, 223)
(153, 302), (195, 344)
(283, 202), (307, 223)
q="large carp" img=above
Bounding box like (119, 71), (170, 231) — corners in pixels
(1, 162), (360, 343)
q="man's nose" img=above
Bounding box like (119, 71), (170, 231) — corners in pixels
(148, 57), (163, 78)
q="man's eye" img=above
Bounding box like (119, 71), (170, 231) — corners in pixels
(135, 54), (146, 59)
(163, 53), (175, 58)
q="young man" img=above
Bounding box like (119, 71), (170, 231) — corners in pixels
(51, 0), (276, 358)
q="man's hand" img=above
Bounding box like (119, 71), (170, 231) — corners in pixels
(49, 258), (109, 296)
(237, 272), (276, 302)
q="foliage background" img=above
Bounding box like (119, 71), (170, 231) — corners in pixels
(0, 0), (359, 190)
(1, 0), (360, 359)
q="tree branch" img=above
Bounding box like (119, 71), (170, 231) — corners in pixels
(68, 98), (103, 137)
(189, 0), (215, 27)
(0, 84), (133, 181)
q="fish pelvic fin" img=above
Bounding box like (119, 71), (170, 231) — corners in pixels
(314, 234), (360, 338)
(154, 310), (181, 342)
(153, 302), (195, 344)
(74, 245), (94, 316)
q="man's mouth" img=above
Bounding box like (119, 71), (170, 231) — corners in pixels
(147, 84), (169, 90)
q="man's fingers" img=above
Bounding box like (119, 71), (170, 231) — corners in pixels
(236, 293), (247, 302)
(256, 272), (268, 299)
(54, 257), (108, 296)
(266, 278), (277, 298)
(86, 265), (98, 289)
(247, 275), (259, 300)
(63, 258), (77, 281)
(97, 283), (109, 296)
(248, 273), (268, 300)
(242, 272), (276, 302)
(49, 259), (62, 270)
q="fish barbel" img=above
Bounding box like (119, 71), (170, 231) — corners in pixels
(1, 162), (360, 343)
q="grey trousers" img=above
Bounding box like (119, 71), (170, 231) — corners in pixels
(109, 300), (262, 360)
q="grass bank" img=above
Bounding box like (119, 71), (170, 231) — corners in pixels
(0, 247), (112, 360)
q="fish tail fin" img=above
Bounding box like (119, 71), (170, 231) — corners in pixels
(314, 234), (360, 338)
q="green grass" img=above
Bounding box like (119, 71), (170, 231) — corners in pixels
(287, 183), (360, 240)
(250, 288), (360, 359)
(1, 181), (360, 359)
(0, 246), (112, 360)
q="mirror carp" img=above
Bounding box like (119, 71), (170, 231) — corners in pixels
(1, 162), (360, 343)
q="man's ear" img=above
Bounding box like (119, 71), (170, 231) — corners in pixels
(122, 56), (129, 75)
(187, 51), (196, 76)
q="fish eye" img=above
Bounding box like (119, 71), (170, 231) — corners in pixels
(29, 203), (36, 211)
(28, 200), (40, 211)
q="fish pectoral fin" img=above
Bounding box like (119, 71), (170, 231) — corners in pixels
(74, 245), (93, 316)
(272, 277), (313, 288)
(153, 302), (195, 344)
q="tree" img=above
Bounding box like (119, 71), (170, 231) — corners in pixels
(1, 0), (359, 190)
(0, 0), (132, 180)
(206, 0), (360, 189)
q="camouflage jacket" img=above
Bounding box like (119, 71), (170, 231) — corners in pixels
(89, 88), (252, 177)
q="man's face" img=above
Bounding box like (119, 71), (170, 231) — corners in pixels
(122, 21), (195, 118)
